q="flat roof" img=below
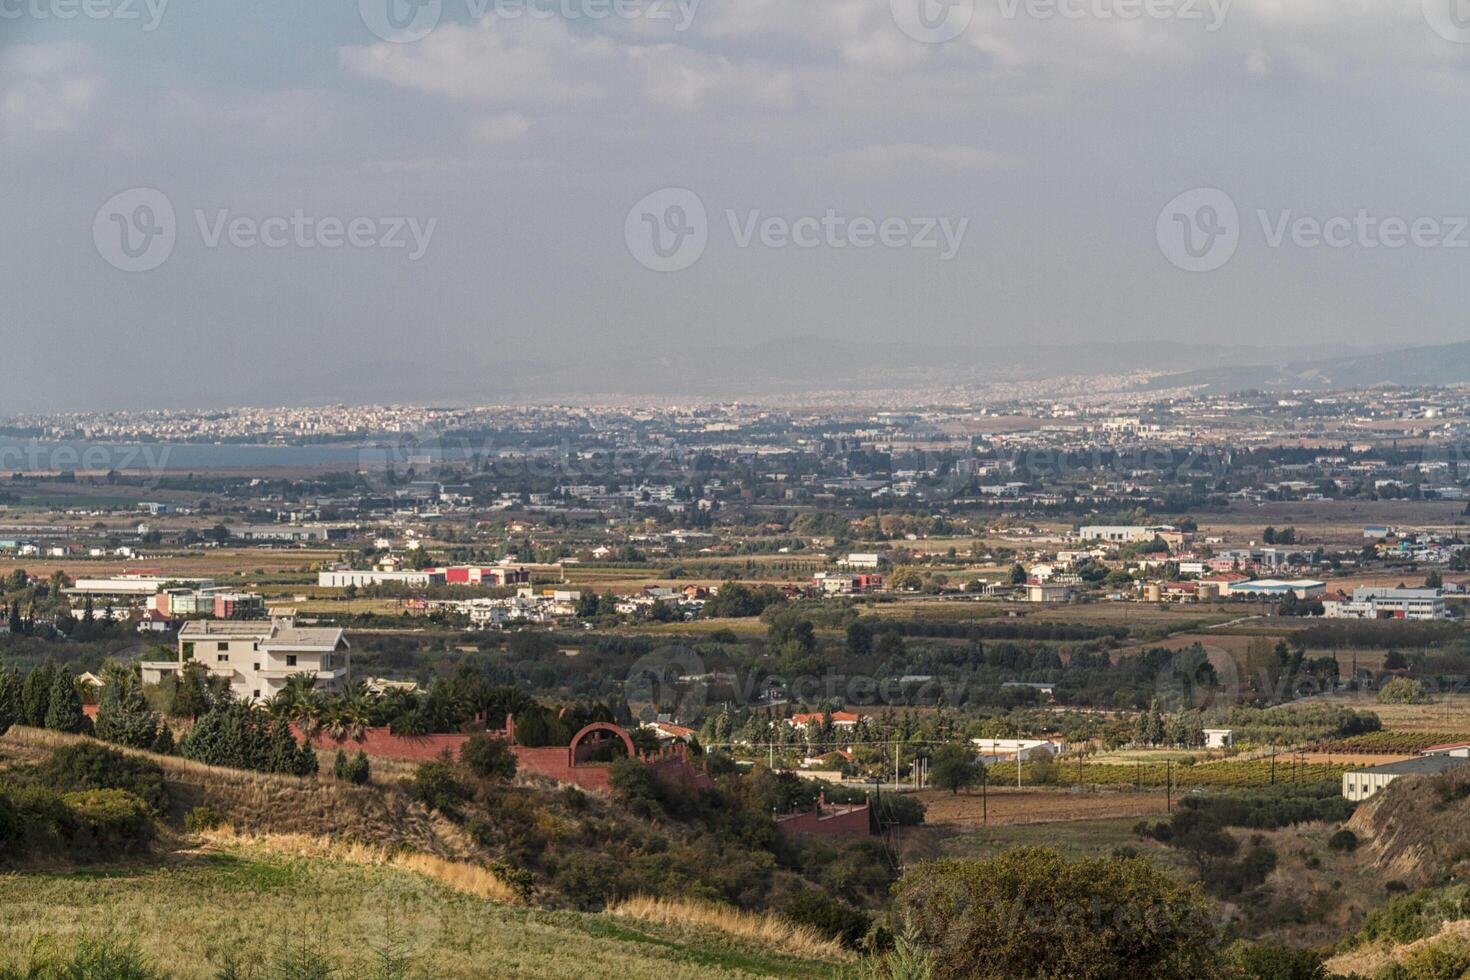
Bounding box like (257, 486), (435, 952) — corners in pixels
(1351, 756), (1470, 776)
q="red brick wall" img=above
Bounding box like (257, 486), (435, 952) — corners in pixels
(302, 725), (711, 794)
(775, 800), (873, 837)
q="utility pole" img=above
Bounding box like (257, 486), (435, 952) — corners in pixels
(1166, 760), (1172, 812)
(1270, 744), (1277, 785)
(981, 768), (988, 826)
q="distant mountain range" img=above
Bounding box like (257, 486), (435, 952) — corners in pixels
(478, 338), (1385, 400)
(133, 337), (1466, 410)
(1140, 340), (1470, 394)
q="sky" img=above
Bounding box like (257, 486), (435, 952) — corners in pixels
(3, 0), (1470, 412)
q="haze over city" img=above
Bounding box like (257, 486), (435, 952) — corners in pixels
(7, 0), (1470, 411)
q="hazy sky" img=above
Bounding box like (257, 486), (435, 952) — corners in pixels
(4, 0), (1470, 412)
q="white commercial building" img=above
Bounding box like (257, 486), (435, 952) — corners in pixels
(1323, 587), (1449, 621)
(1078, 526), (1155, 543)
(1342, 755), (1468, 801)
(318, 569), (443, 588)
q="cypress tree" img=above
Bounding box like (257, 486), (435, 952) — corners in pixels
(44, 670), (85, 733)
(0, 668), (19, 737)
(21, 663), (54, 728)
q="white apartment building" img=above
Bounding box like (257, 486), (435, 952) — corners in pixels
(142, 617), (350, 703)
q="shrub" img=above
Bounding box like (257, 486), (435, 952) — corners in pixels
(39, 743), (168, 814)
(1381, 934), (1470, 980)
(460, 734), (517, 782)
(897, 849), (1219, 980)
(1379, 677), (1433, 705)
(0, 937), (165, 980)
(63, 789), (154, 857)
(0, 792), (22, 857)
(1227, 941), (1326, 980)
(406, 761), (471, 818)
(784, 888), (871, 949)
(340, 750), (371, 785)
(488, 860), (536, 903)
(184, 805), (223, 833)
(1327, 829), (1358, 853)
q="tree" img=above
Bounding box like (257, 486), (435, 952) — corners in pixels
(1426, 570), (1444, 589)
(1378, 676), (1432, 705)
(846, 619), (874, 656)
(95, 663), (166, 750)
(172, 662), (213, 720)
(1134, 700), (1165, 746)
(0, 668), (18, 737)
(461, 734), (518, 781)
(928, 743), (982, 795)
(1008, 563), (1028, 585)
(20, 662), (54, 728)
(44, 670), (85, 733)
(898, 849), (1219, 980)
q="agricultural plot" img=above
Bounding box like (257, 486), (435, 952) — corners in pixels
(985, 759), (1354, 789)
(1310, 731), (1470, 754)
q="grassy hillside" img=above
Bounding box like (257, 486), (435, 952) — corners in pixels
(0, 840), (842, 979)
(1348, 762), (1470, 886)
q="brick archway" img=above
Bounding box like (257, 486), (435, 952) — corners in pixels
(569, 722), (636, 767)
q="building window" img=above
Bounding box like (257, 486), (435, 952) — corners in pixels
(253, 690), (260, 699)
(253, 663), (260, 671)
(217, 654), (228, 663)
(286, 655), (297, 667)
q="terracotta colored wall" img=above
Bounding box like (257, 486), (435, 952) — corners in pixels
(302, 725), (711, 794)
(775, 802), (873, 837)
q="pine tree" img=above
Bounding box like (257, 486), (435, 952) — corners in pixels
(44, 670), (85, 733)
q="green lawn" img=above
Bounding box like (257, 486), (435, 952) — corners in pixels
(0, 848), (839, 979)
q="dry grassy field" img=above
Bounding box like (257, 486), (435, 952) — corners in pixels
(912, 786), (1171, 830)
(0, 846), (840, 979)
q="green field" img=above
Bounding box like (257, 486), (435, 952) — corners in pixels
(0, 846), (838, 979)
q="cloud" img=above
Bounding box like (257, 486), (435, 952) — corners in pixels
(0, 42), (103, 148)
